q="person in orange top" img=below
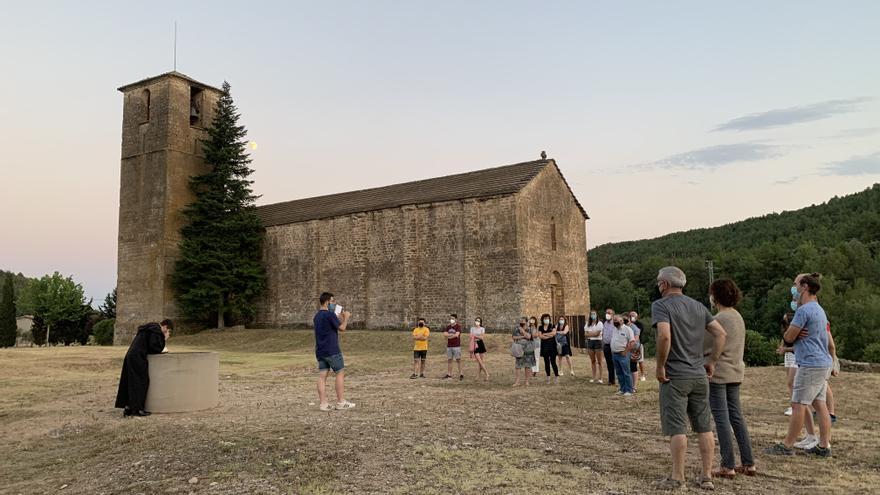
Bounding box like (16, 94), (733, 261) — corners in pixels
(411, 317), (430, 379)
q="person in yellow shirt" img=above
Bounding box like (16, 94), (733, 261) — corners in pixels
(411, 318), (430, 379)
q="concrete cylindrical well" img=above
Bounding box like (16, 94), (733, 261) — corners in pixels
(145, 352), (219, 413)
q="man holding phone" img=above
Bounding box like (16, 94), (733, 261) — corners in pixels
(314, 292), (354, 411)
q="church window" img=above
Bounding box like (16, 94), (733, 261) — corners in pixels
(551, 217), (557, 251)
(142, 89), (151, 123)
(190, 87), (203, 127)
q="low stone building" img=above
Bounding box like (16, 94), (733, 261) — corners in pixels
(254, 159), (590, 330)
(114, 71), (591, 341)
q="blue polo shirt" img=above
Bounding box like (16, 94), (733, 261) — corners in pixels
(790, 301), (832, 368)
(314, 310), (341, 358)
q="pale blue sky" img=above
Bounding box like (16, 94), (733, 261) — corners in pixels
(1, 1), (878, 302)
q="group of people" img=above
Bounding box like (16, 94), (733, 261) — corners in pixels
(583, 308), (647, 395)
(410, 313), (585, 386)
(649, 267), (837, 491)
(115, 267), (839, 491)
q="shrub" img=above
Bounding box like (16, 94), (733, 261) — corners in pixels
(744, 329), (779, 366)
(863, 343), (880, 363)
(92, 318), (115, 346)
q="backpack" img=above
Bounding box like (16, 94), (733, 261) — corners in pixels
(509, 342), (524, 358)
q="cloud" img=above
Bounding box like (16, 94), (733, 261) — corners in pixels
(713, 97), (873, 132)
(824, 127), (880, 139)
(635, 143), (786, 171)
(820, 151), (880, 176)
(773, 177), (801, 185)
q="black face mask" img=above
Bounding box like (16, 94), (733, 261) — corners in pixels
(613, 322), (621, 328)
(519, 322), (526, 327)
(418, 322), (424, 327)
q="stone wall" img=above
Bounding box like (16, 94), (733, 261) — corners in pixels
(115, 75), (219, 344)
(254, 194), (523, 331)
(516, 164), (590, 320)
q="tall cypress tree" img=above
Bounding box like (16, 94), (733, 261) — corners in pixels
(0, 275), (17, 347)
(173, 82), (265, 329)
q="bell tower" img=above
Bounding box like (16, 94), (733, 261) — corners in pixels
(114, 72), (222, 344)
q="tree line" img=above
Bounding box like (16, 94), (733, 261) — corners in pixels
(587, 184), (880, 363)
(0, 270), (116, 347)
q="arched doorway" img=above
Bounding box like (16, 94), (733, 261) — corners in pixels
(550, 271), (565, 319)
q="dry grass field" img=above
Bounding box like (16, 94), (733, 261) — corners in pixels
(1, 329), (878, 494)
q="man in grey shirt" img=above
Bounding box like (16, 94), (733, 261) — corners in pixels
(652, 266), (727, 491)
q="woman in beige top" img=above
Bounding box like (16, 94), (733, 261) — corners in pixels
(705, 279), (755, 478)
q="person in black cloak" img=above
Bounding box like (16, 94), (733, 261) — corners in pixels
(114, 319), (172, 417)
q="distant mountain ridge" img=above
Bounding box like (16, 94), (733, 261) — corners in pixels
(590, 183), (880, 263)
(586, 183), (880, 362)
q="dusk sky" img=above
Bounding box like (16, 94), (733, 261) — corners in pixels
(1, 1), (879, 303)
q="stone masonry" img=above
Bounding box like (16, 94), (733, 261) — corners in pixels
(115, 71), (590, 342)
(253, 162), (590, 331)
(114, 72), (221, 344)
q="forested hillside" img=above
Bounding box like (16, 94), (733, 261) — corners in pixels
(588, 184), (880, 362)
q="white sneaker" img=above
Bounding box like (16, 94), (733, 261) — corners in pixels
(794, 435), (818, 449)
(589, 379), (595, 383)
(615, 391), (624, 396)
(597, 379), (604, 384)
(559, 371), (565, 376)
(623, 392), (633, 397)
(640, 376), (646, 382)
(335, 400), (356, 410)
(784, 407), (793, 416)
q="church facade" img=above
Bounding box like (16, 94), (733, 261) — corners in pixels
(114, 72), (590, 343)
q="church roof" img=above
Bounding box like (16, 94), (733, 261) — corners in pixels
(118, 71), (223, 93)
(256, 159), (588, 227)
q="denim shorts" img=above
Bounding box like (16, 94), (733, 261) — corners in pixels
(317, 353), (345, 372)
(791, 367), (831, 405)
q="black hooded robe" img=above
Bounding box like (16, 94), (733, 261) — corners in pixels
(114, 323), (166, 411)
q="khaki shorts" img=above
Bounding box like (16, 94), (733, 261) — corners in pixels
(792, 367), (831, 405)
(446, 347), (462, 360)
(659, 377), (712, 436)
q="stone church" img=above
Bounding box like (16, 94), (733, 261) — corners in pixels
(114, 72), (590, 343)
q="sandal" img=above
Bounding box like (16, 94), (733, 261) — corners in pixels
(697, 476), (715, 491)
(735, 464), (757, 476)
(712, 467), (735, 479)
(653, 478), (684, 491)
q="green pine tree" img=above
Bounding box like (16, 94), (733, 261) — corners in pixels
(173, 81), (266, 329)
(0, 275), (17, 347)
(99, 287), (116, 319)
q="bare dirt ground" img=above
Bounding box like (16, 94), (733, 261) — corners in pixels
(1, 329), (878, 495)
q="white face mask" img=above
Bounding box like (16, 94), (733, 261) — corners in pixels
(475, 321), (481, 326)
(605, 314), (612, 321)
(543, 319), (550, 325)
(558, 320), (565, 325)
